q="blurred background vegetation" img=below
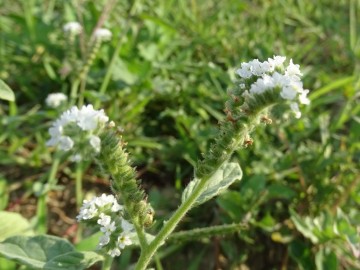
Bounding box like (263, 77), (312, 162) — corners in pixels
(0, 0), (359, 269)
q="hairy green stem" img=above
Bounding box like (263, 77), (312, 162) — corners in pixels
(134, 91), (279, 270)
(101, 255), (113, 270)
(134, 172), (213, 270)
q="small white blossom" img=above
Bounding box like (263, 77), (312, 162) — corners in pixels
(285, 59), (302, 77)
(94, 28), (112, 41)
(76, 105), (109, 131)
(117, 232), (132, 249)
(108, 248), (121, 257)
(249, 59), (263, 76)
(100, 221), (116, 235)
(58, 136), (74, 151)
(77, 200), (98, 221)
(95, 194), (116, 208)
(45, 93), (68, 108)
(111, 201), (123, 212)
(268, 56), (286, 71)
(121, 218), (134, 232)
(299, 89), (310, 105)
(236, 62), (252, 78)
(97, 213), (111, 227)
(63, 22), (82, 34)
(98, 234), (110, 247)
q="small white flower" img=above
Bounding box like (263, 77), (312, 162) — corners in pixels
(95, 194), (116, 208)
(249, 59), (263, 76)
(108, 248), (121, 257)
(268, 55), (286, 71)
(101, 221), (116, 235)
(98, 234), (110, 247)
(97, 213), (111, 227)
(299, 89), (310, 105)
(239, 83), (246, 89)
(63, 22), (82, 34)
(58, 136), (74, 151)
(94, 28), (112, 41)
(285, 59), (302, 77)
(76, 104), (109, 131)
(77, 200), (98, 221)
(236, 62), (252, 78)
(121, 218), (134, 232)
(45, 93), (68, 108)
(117, 232), (132, 249)
(111, 201), (123, 212)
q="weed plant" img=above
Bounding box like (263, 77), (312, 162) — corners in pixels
(0, 0), (359, 269)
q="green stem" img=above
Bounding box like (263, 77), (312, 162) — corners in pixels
(101, 255), (113, 270)
(134, 172), (212, 270)
(134, 93), (279, 269)
(70, 40), (101, 105)
(134, 223), (148, 249)
(167, 223), (248, 244)
(36, 155), (61, 233)
(75, 162), (84, 209)
(94, 31), (128, 109)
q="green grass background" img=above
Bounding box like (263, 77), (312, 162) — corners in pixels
(0, 0), (359, 269)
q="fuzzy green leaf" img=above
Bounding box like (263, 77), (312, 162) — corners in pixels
(0, 211), (34, 241)
(182, 162), (242, 207)
(0, 79), (15, 101)
(0, 235), (103, 269)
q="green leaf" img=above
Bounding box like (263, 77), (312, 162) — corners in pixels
(290, 209), (319, 244)
(0, 79), (15, 101)
(0, 235), (103, 269)
(44, 251), (103, 270)
(288, 239), (315, 270)
(182, 162), (242, 207)
(315, 248), (338, 270)
(0, 211), (34, 241)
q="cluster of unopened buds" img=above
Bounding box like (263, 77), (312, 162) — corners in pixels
(236, 55), (310, 118)
(46, 104), (109, 162)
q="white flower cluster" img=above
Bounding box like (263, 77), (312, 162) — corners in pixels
(236, 56), (310, 118)
(46, 104), (109, 161)
(77, 194), (133, 257)
(94, 28), (112, 41)
(63, 21), (82, 35)
(45, 93), (68, 108)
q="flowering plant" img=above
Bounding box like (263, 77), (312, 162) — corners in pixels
(60, 56), (312, 269)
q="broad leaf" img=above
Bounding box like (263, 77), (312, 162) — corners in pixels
(182, 162), (242, 207)
(0, 211), (33, 241)
(0, 235), (103, 270)
(44, 251), (103, 270)
(0, 79), (15, 101)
